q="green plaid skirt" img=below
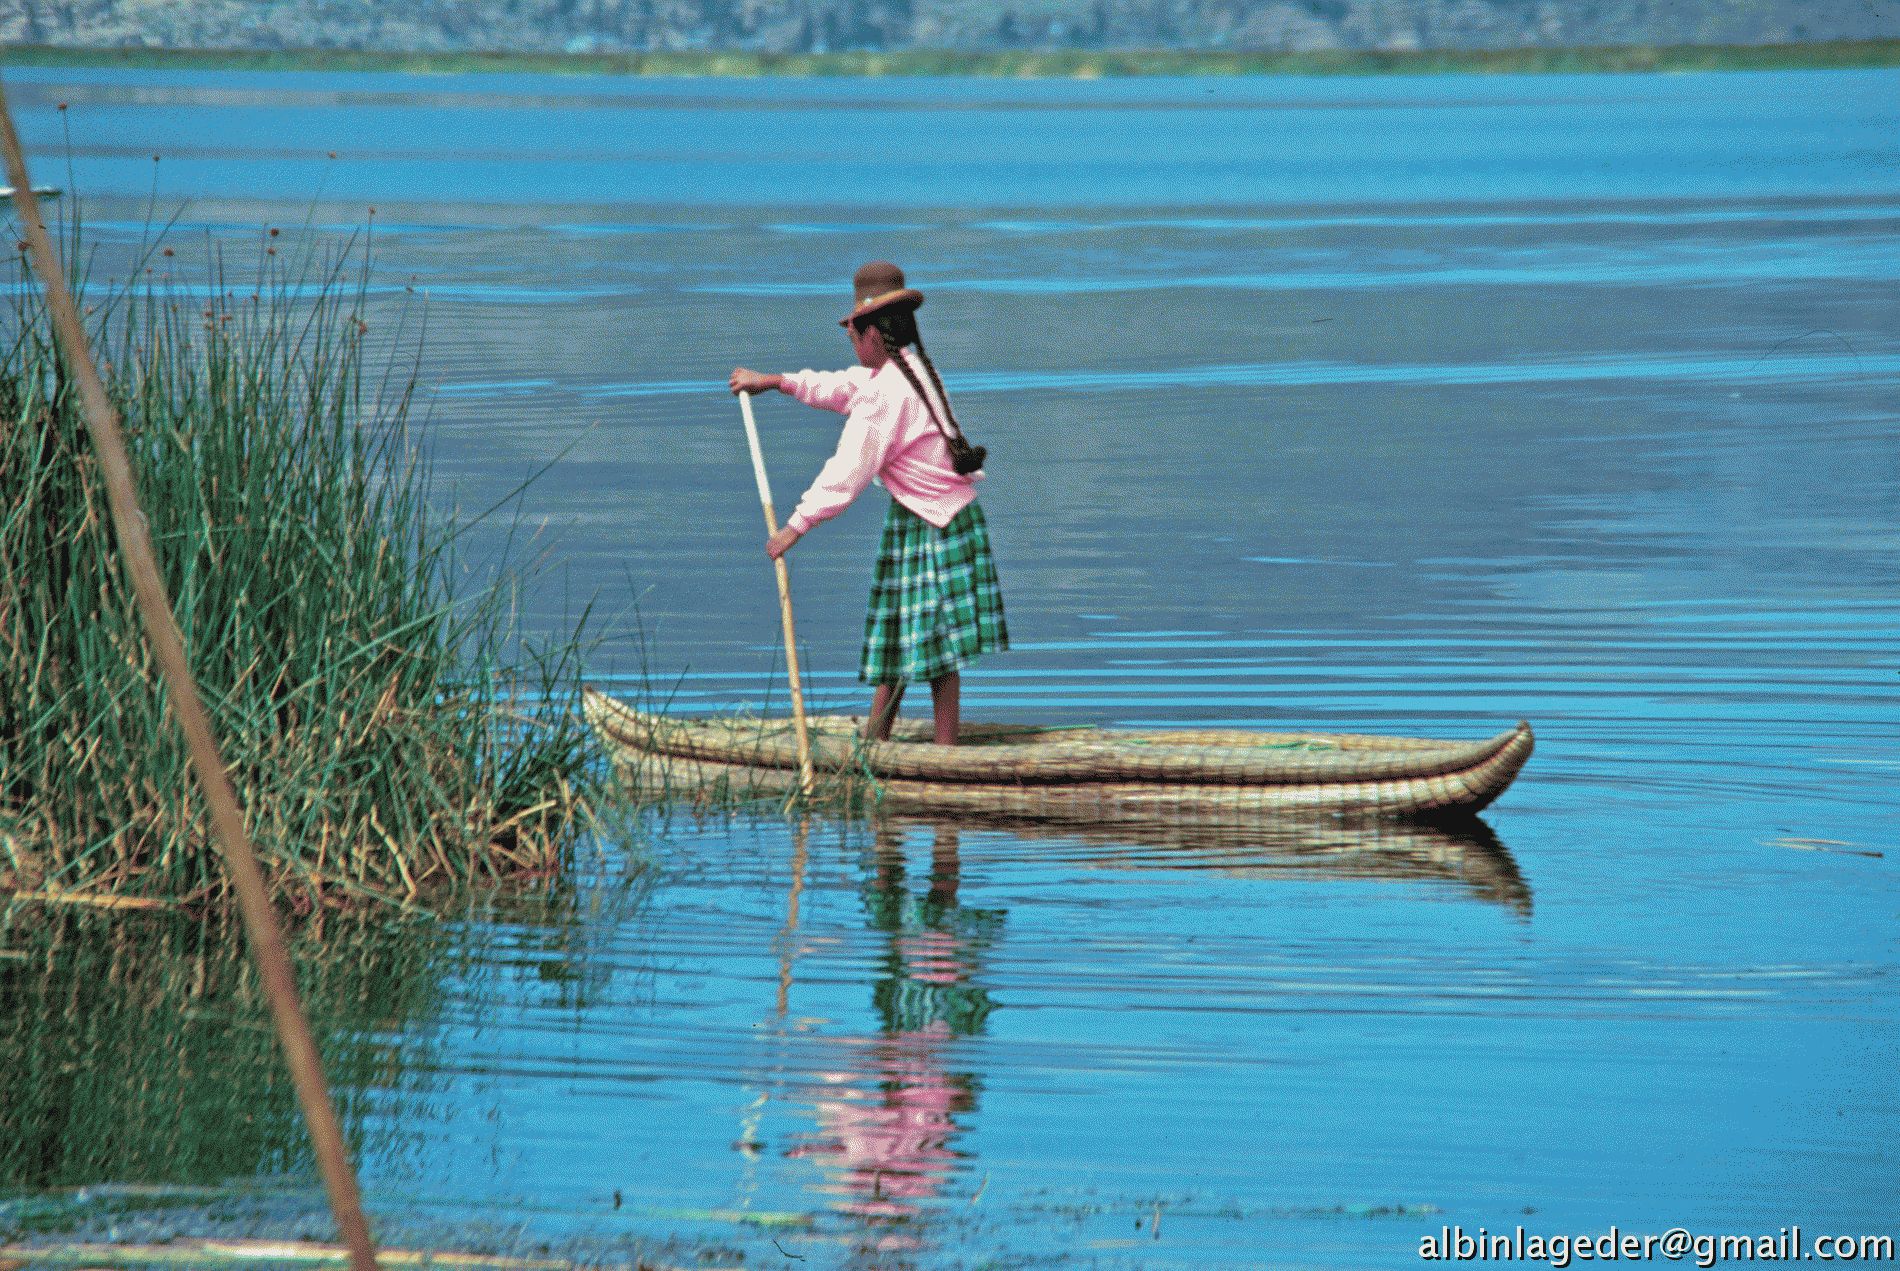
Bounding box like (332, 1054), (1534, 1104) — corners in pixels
(861, 500), (1008, 686)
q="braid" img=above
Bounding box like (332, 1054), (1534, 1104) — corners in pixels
(878, 324), (954, 439)
(909, 335), (964, 438)
(864, 308), (984, 473)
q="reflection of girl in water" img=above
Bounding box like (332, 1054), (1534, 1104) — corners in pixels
(863, 821), (1001, 1037)
(791, 1023), (972, 1220)
(788, 823), (1003, 1221)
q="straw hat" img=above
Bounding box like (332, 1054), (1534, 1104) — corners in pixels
(839, 260), (924, 327)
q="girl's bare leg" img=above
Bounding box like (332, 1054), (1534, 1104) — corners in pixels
(865, 683), (905, 740)
(930, 671), (961, 746)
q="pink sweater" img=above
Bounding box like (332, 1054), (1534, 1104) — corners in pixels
(783, 349), (982, 535)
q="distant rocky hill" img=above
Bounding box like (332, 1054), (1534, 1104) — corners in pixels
(7, 0), (1899, 55)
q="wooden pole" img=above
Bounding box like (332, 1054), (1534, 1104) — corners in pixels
(738, 391), (816, 796)
(0, 77), (380, 1271)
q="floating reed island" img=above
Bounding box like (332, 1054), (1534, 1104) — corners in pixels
(0, 220), (598, 909)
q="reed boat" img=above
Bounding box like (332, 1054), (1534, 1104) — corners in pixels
(583, 689), (1534, 822)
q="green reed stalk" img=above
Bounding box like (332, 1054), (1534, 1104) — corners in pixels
(0, 217), (598, 907)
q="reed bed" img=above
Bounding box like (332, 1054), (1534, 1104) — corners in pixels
(0, 213), (597, 908)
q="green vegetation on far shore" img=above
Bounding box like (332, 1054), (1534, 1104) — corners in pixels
(4, 37), (1899, 78)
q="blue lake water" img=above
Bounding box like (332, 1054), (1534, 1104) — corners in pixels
(1, 63), (1896, 1268)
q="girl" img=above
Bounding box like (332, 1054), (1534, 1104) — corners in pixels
(728, 261), (1007, 746)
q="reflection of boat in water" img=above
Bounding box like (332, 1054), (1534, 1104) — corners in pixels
(584, 689), (1534, 821)
(880, 811), (1532, 915)
(770, 811), (1526, 1230)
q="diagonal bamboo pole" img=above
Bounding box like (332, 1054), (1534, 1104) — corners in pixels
(737, 390), (815, 796)
(0, 75), (380, 1271)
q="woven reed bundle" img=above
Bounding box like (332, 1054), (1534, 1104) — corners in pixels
(583, 690), (1534, 820)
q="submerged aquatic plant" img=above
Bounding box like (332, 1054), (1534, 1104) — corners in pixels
(0, 209), (598, 907)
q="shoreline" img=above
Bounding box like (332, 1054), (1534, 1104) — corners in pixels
(4, 38), (1899, 78)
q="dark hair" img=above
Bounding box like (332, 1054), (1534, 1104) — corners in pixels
(856, 308), (987, 475)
